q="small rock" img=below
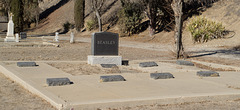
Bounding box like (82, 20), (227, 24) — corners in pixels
(150, 73), (174, 79)
(139, 62), (158, 67)
(197, 71), (220, 77)
(176, 60), (194, 66)
(100, 75), (126, 82)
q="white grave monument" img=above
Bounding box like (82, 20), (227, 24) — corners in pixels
(70, 32), (75, 43)
(4, 13), (15, 42)
(55, 32), (59, 42)
(15, 33), (19, 42)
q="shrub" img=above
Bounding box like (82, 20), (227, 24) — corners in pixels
(118, 1), (144, 36)
(63, 21), (72, 32)
(187, 16), (226, 43)
(86, 19), (97, 31)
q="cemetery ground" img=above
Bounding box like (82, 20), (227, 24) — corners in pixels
(0, 34), (240, 110)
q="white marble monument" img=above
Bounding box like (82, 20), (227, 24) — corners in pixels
(55, 32), (59, 42)
(15, 33), (19, 42)
(70, 32), (75, 43)
(5, 13), (15, 42)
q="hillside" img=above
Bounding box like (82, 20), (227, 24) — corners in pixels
(30, 0), (240, 48)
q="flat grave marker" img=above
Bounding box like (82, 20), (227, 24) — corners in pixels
(46, 78), (72, 86)
(139, 62), (158, 67)
(101, 64), (117, 68)
(197, 71), (220, 77)
(17, 62), (37, 67)
(150, 73), (174, 79)
(100, 75), (126, 82)
(176, 60), (194, 66)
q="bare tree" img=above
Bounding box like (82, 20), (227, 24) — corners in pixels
(90, 0), (105, 32)
(171, 0), (184, 59)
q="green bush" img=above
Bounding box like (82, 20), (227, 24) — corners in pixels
(63, 21), (71, 32)
(86, 19), (97, 31)
(187, 16), (226, 43)
(118, 1), (144, 36)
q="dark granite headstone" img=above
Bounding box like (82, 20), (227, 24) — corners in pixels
(100, 75), (126, 82)
(197, 71), (220, 77)
(176, 60), (194, 66)
(20, 32), (27, 39)
(139, 62), (158, 67)
(150, 73), (174, 79)
(101, 64), (117, 68)
(17, 62), (37, 67)
(46, 78), (71, 86)
(91, 32), (119, 55)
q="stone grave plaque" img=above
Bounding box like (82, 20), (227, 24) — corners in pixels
(46, 78), (71, 86)
(176, 60), (194, 66)
(100, 75), (126, 82)
(91, 32), (119, 55)
(150, 73), (174, 79)
(139, 62), (158, 67)
(20, 32), (27, 39)
(17, 62), (37, 67)
(197, 71), (220, 77)
(101, 64), (117, 68)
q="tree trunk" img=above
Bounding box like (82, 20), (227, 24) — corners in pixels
(147, 0), (156, 36)
(171, 0), (184, 59)
(95, 10), (102, 32)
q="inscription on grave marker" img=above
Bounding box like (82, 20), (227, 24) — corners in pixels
(91, 32), (119, 55)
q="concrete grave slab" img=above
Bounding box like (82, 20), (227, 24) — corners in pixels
(150, 73), (174, 79)
(1, 61), (240, 110)
(100, 75), (126, 82)
(88, 55), (122, 65)
(139, 62), (158, 67)
(17, 62), (37, 67)
(46, 77), (71, 86)
(176, 60), (194, 66)
(197, 71), (220, 77)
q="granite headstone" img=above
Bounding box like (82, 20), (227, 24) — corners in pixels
(91, 32), (119, 55)
(20, 32), (27, 39)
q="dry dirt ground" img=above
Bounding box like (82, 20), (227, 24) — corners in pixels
(0, 72), (55, 110)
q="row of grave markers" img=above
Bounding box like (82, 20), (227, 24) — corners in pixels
(17, 61), (220, 86)
(55, 32), (75, 43)
(16, 32), (220, 86)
